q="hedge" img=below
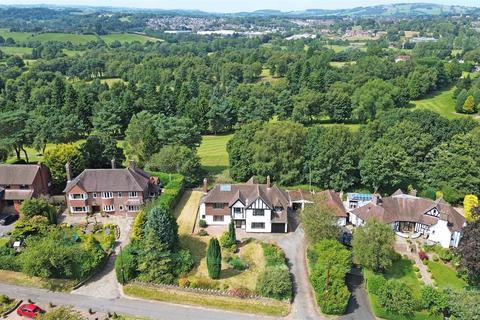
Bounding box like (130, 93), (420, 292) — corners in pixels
(131, 171), (185, 241)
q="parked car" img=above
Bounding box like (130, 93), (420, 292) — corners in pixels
(0, 213), (18, 226)
(16, 304), (45, 318)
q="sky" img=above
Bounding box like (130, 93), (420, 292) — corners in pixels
(1, 0), (479, 12)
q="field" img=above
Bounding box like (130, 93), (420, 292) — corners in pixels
(197, 134), (233, 182)
(329, 61), (356, 68)
(412, 86), (475, 120)
(426, 260), (466, 290)
(100, 33), (161, 44)
(0, 46), (32, 56)
(0, 29), (161, 45)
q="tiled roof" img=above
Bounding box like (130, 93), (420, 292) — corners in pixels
(351, 191), (465, 232)
(4, 189), (34, 200)
(0, 164), (41, 185)
(64, 167), (153, 193)
(202, 178), (290, 223)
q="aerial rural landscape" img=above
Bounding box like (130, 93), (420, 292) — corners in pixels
(0, 1), (479, 319)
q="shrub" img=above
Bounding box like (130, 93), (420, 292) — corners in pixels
(0, 294), (10, 304)
(419, 251), (428, 261)
(432, 255), (439, 262)
(199, 219), (207, 228)
(0, 246), (19, 270)
(173, 249), (194, 276)
(178, 277), (190, 288)
(367, 274), (386, 295)
(115, 244), (138, 284)
(437, 247), (453, 262)
(219, 231), (235, 248)
(256, 265), (292, 300)
(378, 280), (415, 316)
(420, 285), (448, 315)
(225, 255), (248, 270)
(196, 229), (208, 236)
(262, 243), (286, 267)
(417, 273), (422, 278)
(206, 238), (221, 279)
(228, 287), (253, 299)
(413, 265), (419, 272)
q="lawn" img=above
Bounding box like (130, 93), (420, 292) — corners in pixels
(173, 190), (202, 235)
(31, 33), (98, 45)
(412, 86), (475, 120)
(197, 134), (233, 182)
(0, 46), (32, 56)
(180, 236), (266, 292)
(426, 260), (466, 290)
(124, 283), (290, 317)
(384, 258), (423, 297)
(0, 29), (32, 42)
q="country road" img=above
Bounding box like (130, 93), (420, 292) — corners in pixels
(0, 283), (275, 320)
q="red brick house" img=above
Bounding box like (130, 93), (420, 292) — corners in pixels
(63, 160), (160, 215)
(0, 163), (51, 214)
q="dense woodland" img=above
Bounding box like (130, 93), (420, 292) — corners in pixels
(0, 9), (480, 200)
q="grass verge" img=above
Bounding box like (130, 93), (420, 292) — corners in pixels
(124, 283), (290, 317)
(0, 269), (74, 292)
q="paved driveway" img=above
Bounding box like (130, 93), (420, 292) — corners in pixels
(340, 268), (374, 320)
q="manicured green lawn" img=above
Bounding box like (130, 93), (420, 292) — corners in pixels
(198, 134), (232, 167)
(426, 260), (466, 290)
(368, 294), (442, 320)
(412, 86), (476, 120)
(384, 258), (423, 297)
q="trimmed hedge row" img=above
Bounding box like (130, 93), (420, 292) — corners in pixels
(131, 172), (184, 241)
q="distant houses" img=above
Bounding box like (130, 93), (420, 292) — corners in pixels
(0, 163), (51, 214)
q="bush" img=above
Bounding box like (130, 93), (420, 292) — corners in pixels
(256, 265), (292, 300)
(262, 243), (286, 267)
(367, 274), (386, 295)
(437, 247), (453, 262)
(420, 285), (448, 315)
(413, 265), (419, 272)
(115, 244), (138, 284)
(219, 231), (235, 248)
(173, 249), (194, 276)
(417, 273), (422, 278)
(225, 255), (248, 271)
(419, 251), (428, 261)
(199, 219), (207, 228)
(377, 280), (415, 316)
(196, 229), (208, 236)
(228, 287), (253, 299)
(178, 277), (190, 288)
(0, 294), (10, 304)
(0, 246), (19, 270)
(432, 255), (439, 262)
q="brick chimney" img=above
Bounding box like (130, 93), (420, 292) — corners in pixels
(65, 162), (72, 182)
(111, 158), (116, 169)
(372, 193), (381, 205)
(266, 175), (271, 188)
(203, 178), (208, 194)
